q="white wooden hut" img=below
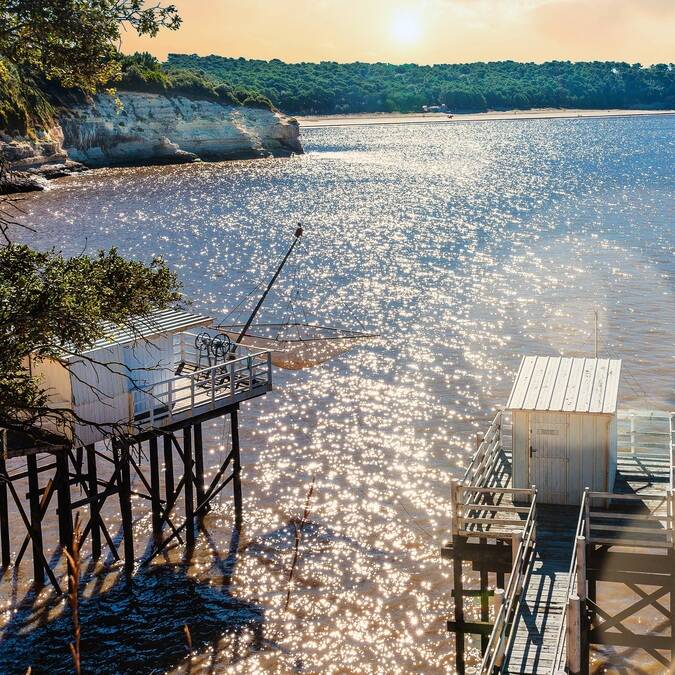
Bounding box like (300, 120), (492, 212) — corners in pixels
(26, 308), (213, 446)
(506, 356), (622, 505)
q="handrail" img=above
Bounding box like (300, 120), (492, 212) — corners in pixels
(551, 489), (588, 672)
(480, 488), (538, 674)
(462, 411), (503, 486)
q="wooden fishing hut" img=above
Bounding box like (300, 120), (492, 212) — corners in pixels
(1, 307), (274, 591)
(443, 353), (675, 674)
(506, 356), (621, 505)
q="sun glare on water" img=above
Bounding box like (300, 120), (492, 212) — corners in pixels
(390, 8), (423, 45)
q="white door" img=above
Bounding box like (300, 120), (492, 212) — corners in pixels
(529, 415), (568, 504)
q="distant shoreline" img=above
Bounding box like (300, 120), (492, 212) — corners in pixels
(297, 108), (675, 128)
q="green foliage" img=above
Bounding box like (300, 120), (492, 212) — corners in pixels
(167, 54), (675, 115)
(0, 1), (181, 94)
(0, 245), (181, 434)
(117, 52), (274, 109)
(0, 58), (54, 134)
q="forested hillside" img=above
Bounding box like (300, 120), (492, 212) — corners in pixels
(167, 55), (675, 115)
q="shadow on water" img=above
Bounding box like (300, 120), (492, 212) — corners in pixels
(0, 528), (265, 675)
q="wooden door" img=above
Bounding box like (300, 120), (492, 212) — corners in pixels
(529, 414), (568, 504)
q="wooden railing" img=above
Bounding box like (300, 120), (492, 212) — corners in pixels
(135, 346), (272, 431)
(462, 411), (503, 487)
(617, 410), (674, 455)
(480, 488), (538, 674)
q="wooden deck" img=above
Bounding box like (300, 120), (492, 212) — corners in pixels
(447, 410), (674, 674)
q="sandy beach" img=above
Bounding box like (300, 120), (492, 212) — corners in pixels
(297, 108), (675, 128)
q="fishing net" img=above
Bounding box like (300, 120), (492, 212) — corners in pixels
(219, 323), (376, 370)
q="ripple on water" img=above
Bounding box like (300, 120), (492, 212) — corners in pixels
(3, 115), (674, 673)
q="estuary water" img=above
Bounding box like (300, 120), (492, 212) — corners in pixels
(2, 115), (674, 673)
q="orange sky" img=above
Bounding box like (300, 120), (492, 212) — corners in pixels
(122, 0), (675, 64)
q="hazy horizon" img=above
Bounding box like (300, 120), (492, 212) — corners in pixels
(122, 0), (675, 66)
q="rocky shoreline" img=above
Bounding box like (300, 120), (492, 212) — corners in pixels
(1, 90), (303, 193)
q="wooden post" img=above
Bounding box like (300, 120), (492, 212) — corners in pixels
(567, 594), (582, 674)
(55, 451), (73, 549)
(193, 422), (205, 508)
(0, 455), (10, 568)
(115, 441), (134, 578)
(450, 479), (460, 537)
(511, 531), (523, 594)
(149, 436), (161, 538)
(183, 426), (195, 548)
(26, 454), (44, 586)
(576, 536), (586, 599)
(163, 433), (174, 502)
(494, 588), (506, 668)
(453, 536), (465, 674)
(231, 409), (243, 527)
(86, 444), (101, 560)
(479, 537), (489, 652)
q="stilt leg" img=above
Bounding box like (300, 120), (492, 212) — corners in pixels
(0, 456), (10, 568)
(183, 427), (195, 549)
(163, 434), (174, 503)
(193, 423), (206, 518)
(26, 454), (44, 587)
(231, 409), (242, 528)
(479, 538), (489, 653)
(115, 441), (134, 578)
(86, 444), (101, 560)
(149, 436), (161, 538)
(55, 451), (73, 549)
(453, 536), (465, 674)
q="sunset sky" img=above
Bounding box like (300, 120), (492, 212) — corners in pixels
(122, 0), (675, 65)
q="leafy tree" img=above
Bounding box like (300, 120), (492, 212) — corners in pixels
(0, 245), (181, 442)
(0, 0), (181, 93)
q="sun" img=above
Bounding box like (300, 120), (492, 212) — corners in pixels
(390, 8), (423, 45)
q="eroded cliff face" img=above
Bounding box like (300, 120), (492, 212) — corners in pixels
(1, 91), (303, 175)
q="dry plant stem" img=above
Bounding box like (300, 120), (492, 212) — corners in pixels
(183, 623), (193, 650)
(64, 512), (82, 675)
(284, 476), (315, 611)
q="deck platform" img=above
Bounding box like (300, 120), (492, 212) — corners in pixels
(445, 410), (675, 674)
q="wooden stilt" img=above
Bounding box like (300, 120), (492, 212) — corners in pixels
(114, 441), (134, 577)
(183, 426), (195, 548)
(55, 451), (73, 549)
(193, 422), (205, 509)
(86, 444), (101, 560)
(26, 454), (44, 587)
(149, 436), (161, 538)
(453, 536), (466, 674)
(163, 433), (174, 502)
(0, 456), (10, 568)
(479, 536), (489, 653)
(231, 409), (243, 527)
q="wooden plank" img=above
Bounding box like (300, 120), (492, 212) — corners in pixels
(562, 359), (585, 412)
(603, 359), (622, 414)
(576, 358), (597, 413)
(548, 357), (573, 411)
(523, 356), (549, 410)
(536, 357), (562, 411)
(589, 358), (610, 413)
(507, 356), (537, 409)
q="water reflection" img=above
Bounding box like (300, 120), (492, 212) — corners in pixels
(3, 115), (674, 672)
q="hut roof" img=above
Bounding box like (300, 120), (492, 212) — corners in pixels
(79, 307), (213, 355)
(506, 356), (621, 414)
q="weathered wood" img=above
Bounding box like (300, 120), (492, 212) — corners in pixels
(193, 422), (205, 508)
(567, 594), (581, 674)
(26, 455), (44, 586)
(149, 436), (161, 537)
(55, 451), (73, 549)
(163, 433), (174, 502)
(0, 456), (10, 567)
(231, 409), (243, 527)
(86, 444), (101, 560)
(114, 442), (134, 577)
(183, 426), (195, 548)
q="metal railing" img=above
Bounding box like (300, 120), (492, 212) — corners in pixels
(480, 488), (538, 674)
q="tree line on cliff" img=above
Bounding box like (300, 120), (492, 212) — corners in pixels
(168, 54), (675, 115)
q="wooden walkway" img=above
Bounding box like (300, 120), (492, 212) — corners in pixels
(502, 506), (577, 674)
